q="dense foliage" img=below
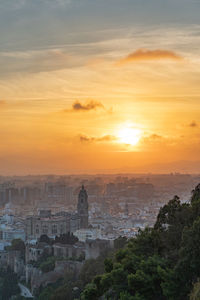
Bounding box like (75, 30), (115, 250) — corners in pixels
(31, 251), (56, 273)
(54, 232), (79, 245)
(39, 256), (56, 273)
(81, 183), (200, 300)
(6, 238), (26, 261)
(0, 267), (20, 300)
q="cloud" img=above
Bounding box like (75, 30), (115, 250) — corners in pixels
(79, 134), (116, 143)
(148, 134), (163, 140)
(65, 100), (105, 112)
(189, 121), (198, 127)
(0, 49), (81, 77)
(118, 49), (183, 65)
(141, 133), (164, 145)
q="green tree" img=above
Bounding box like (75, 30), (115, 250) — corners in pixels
(8, 238), (26, 261)
(114, 236), (127, 250)
(54, 233), (78, 245)
(81, 283), (99, 300)
(38, 286), (54, 300)
(168, 217), (200, 299)
(0, 268), (20, 300)
(39, 256), (56, 273)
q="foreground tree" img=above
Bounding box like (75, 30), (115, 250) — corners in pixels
(81, 183), (200, 300)
(0, 268), (20, 300)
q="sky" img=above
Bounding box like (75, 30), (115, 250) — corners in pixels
(0, 0), (200, 174)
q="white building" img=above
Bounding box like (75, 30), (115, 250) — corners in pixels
(0, 225), (25, 241)
(74, 228), (102, 242)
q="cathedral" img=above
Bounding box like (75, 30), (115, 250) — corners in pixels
(26, 186), (89, 240)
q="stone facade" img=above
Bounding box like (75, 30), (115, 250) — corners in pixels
(85, 239), (113, 259)
(0, 250), (25, 278)
(25, 186), (89, 239)
(26, 242), (52, 263)
(29, 260), (83, 293)
(53, 242), (85, 260)
(25, 213), (71, 240)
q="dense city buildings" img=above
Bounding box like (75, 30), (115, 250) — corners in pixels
(0, 174), (200, 298)
(0, 173), (199, 241)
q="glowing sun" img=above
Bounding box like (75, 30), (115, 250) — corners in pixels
(117, 126), (141, 146)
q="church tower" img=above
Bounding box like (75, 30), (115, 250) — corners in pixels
(77, 185), (89, 228)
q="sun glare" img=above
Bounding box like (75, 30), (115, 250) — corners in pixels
(117, 126), (141, 146)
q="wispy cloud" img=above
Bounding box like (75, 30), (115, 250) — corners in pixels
(79, 134), (116, 143)
(118, 49), (183, 65)
(0, 49), (81, 77)
(65, 100), (105, 112)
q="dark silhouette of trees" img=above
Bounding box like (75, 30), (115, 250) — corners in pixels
(54, 233), (78, 245)
(7, 238), (26, 261)
(39, 234), (52, 245)
(81, 183), (200, 300)
(39, 233), (78, 245)
(0, 268), (20, 300)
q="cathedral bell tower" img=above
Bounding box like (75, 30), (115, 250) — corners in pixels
(77, 185), (89, 228)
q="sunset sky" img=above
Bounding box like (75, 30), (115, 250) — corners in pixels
(0, 0), (200, 174)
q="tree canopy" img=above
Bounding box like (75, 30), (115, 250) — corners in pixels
(81, 183), (200, 300)
(0, 268), (20, 300)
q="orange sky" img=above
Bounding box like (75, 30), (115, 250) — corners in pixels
(0, 1), (200, 174)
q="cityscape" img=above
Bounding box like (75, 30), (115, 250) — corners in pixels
(0, 0), (200, 299)
(0, 173), (199, 298)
